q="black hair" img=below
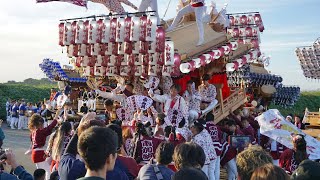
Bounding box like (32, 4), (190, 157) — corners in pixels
(293, 135), (308, 164)
(49, 171), (59, 180)
(193, 120), (205, 133)
(156, 142), (174, 165)
(187, 80), (194, 84)
(107, 124), (123, 151)
(110, 119), (122, 127)
(205, 113), (215, 122)
(178, 118), (186, 128)
(104, 99), (114, 106)
(226, 119), (237, 126)
(164, 126), (173, 138)
(83, 103), (87, 106)
(78, 127), (118, 171)
(135, 122), (148, 137)
(202, 74), (211, 81)
(33, 169), (46, 180)
(157, 113), (165, 125)
(170, 84), (181, 93)
(172, 167), (208, 180)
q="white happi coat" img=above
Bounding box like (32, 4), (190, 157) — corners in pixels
(191, 129), (217, 164)
(198, 84), (217, 103)
(183, 83), (201, 113)
(151, 94), (189, 122)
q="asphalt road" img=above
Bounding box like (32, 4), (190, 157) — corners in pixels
(2, 123), (36, 174)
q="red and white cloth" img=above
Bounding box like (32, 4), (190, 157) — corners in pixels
(183, 83), (201, 113)
(191, 129), (217, 165)
(205, 122), (224, 156)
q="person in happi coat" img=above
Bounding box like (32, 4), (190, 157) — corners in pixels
(190, 119), (217, 180)
(138, 0), (160, 24)
(279, 134), (308, 175)
(183, 80), (202, 123)
(198, 74), (218, 117)
(205, 113), (225, 180)
(167, 0), (207, 46)
(149, 84), (189, 126)
(133, 122), (162, 165)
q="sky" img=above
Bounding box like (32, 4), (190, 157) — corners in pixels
(0, 0), (319, 91)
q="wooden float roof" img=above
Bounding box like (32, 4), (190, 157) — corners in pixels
(166, 21), (227, 61)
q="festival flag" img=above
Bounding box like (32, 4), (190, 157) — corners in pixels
(256, 109), (320, 160)
(36, 0), (87, 7)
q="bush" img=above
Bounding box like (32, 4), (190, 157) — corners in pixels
(0, 79), (56, 120)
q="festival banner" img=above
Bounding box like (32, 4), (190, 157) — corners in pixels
(256, 109), (320, 160)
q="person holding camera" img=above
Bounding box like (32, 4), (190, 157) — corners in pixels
(0, 149), (33, 180)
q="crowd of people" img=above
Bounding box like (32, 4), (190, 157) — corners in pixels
(1, 74), (320, 180)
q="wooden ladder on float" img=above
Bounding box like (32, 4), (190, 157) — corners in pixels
(212, 84), (247, 124)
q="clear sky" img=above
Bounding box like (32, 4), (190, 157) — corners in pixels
(0, 0), (319, 91)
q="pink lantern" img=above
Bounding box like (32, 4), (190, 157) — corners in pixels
(254, 14), (262, 25)
(79, 44), (87, 56)
(108, 55), (116, 66)
(199, 55), (206, 67)
(115, 55), (123, 67)
(59, 22), (65, 46)
(156, 52), (165, 66)
(83, 66), (94, 76)
(162, 66), (172, 77)
(109, 18), (117, 43)
(92, 43), (101, 56)
(75, 57), (82, 67)
(102, 56), (110, 67)
(86, 44), (92, 57)
(239, 27), (246, 37)
(96, 55), (103, 66)
(218, 47), (225, 57)
(202, 54), (212, 64)
(174, 53), (181, 67)
(233, 61), (239, 70)
(227, 29), (233, 36)
(132, 41), (140, 54)
(124, 42), (132, 54)
(116, 17), (125, 43)
(179, 63), (191, 73)
(148, 64), (157, 76)
(141, 65), (148, 78)
(212, 49), (221, 59)
(120, 65), (130, 76)
(88, 20), (98, 44)
(70, 21), (77, 44)
(226, 63), (235, 72)
(171, 66), (181, 77)
(124, 17), (131, 42)
(118, 42), (125, 55)
(236, 59), (243, 68)
(241, 56), (247, 65)
(149, 53), (157, 65)
(130, 16), (140, 42)
(229, 16), (235, 26)
(251, 39), (259, 49)
(64, 22), (72, 45)
(245, 27), (253, 37)
(258, 24), (265, 32)
(101, 18), (111, 43)
(146, 15), (157, 42)
(148, 41), (156, 54)
(100, 44), (107, 56)
(95, 66), (106, 76)
(111, 43), (118, 55)
(83, 20), (90, 44)
(139, 41), (148, 54)
(240, 14), (248, 25)
(120, 54), (128, 66)
(67, 45), (79, 57)
(134, 65), (142, 76)
(233, 28), (240, 38)
(193, 58), (201, 68)
(222, 45), (231, 55)
(247, 14), (255, 24)
(139, 16), (147, 42)
(230, 41), (238, 50)
(252, 27), (259, 36)
(164, 40), (174, 65)
(106, 66), (117, 76)
(234, 15), (240, 26)
(96, 19), (104, 43)
(141, 54), (150, 66)
(156, 26), (165, 52)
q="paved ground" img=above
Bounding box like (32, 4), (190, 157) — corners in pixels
(2, 123), (36, 173)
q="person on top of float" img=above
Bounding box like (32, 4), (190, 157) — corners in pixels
(198, 74), (218, 117)
(89, 0), (138, 14)
(149, 84), (189, 127)
(138, 0), (160, 25)
(183, 80), (202, 123)
(166, 0), (206, 46)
